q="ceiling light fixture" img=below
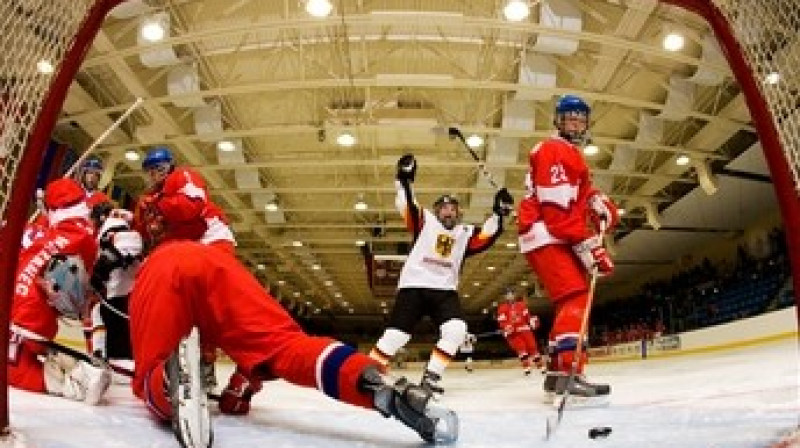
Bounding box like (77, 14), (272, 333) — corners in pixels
(618, 208), (626, 216)
(311, 264), (321, 270)
(256, 263), (266, 271)
(36, 59), (54, 74)
(487, 266), (496, 271)
(334, 292), (342, 298)
(124, 150), (140, 161)
(277, 280), (286, 285)
(506, 242), (517, 249)
(520, 280), (529, 287)
(140, 19), (166, 42)
(354, 194), (368, 211)
(336, 130), (356, 147)
(584, 144), (599, 156)
(663, 32), (685, 51)
(503, 0), (530, 22)
(676, 154), (690, 166)
(305, 0), (332, 17)
(265, 202), (279, 212)
(765, 71), (781, 85)
(324, 280), (333, 286)
(217, 140), (236, 152)
(292, 240), (303, 247)
(355, 240), (366, 247)
(466, 134), (484, 148)
(473, 281), (480, 287)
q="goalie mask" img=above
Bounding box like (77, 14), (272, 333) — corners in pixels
(40, 254), (89, 320)
(433, 194), (461, 230)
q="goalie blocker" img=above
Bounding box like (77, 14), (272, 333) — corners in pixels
(129, 240), (458, 445)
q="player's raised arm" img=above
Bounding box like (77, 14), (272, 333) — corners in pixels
(394, 153), (424, 235)
(465, 188), (513, 257)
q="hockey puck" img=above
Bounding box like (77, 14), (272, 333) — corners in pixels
(588, 426), (612, 439)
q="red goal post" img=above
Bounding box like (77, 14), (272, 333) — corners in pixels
(0, 0), (797, 437)
(0, 0), (124, 434)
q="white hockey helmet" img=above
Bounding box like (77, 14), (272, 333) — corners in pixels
(41, 254), (89, 320)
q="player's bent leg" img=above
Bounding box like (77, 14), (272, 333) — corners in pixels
(369, 328), (411, 371)
(360, 364), (459, 444)
(422, 318), (466, 395)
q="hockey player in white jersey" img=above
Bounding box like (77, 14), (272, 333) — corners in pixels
(369, 153), (513, 395)
(86, 204), (142, 373)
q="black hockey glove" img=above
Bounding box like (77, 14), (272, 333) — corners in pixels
(492, 188), (514, 216)
(396, 153), (417, 183)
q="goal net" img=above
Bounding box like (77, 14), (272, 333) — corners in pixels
(0, 0), (797, 437)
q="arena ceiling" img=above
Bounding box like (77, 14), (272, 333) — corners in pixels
(52, 0), (780, 325)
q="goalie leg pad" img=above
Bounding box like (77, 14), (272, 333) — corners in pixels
(166, 327), (212, 448)
(43, 352), (111, 405)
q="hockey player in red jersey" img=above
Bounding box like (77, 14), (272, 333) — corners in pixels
(8, 178), (112, 404)
(496, 287), (543, 375)
(133, 146), (234, 252)
(516, 94), (618, 399)
(76, 155), (111, 209)
(368, 154), (513, 395)
(129, 240), (458, 444)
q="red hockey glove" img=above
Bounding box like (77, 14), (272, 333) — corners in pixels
(573, 235), (614, 276)
(218, 370), (262, 415)
(588, 192), (618, 233)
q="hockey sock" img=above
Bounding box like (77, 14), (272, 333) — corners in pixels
(142, 360), (172, 421)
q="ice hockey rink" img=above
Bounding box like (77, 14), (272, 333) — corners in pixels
(4, 335), (797, 448)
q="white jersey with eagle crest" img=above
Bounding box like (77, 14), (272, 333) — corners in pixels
(397, 208), (474, 291)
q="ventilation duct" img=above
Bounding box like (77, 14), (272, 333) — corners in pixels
(658, 76), (695, 121)
(109, 0), (150, 19)
(193, 100), (222, 142)
(216, 139), (286, 224)
(689, 34), (726, 86)
(533, 0), (582, 55)
(515, 53), (556, 101)
(167, 64), (206, 108)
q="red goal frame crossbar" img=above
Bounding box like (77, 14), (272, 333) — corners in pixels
(0, 0), (797, 437)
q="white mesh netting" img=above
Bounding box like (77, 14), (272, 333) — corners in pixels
(713, 0), (800, 191)
(0, 0), (96, 219)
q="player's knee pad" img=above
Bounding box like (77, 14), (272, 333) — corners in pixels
(373, 328), (411, 360)
(436, 319), (467, 356)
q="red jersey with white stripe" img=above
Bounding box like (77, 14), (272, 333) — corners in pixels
(517, 136), (594, 252)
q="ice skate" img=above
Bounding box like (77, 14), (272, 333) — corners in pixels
(543, 371), (610, 407)
(166, 327), (213, 448)
(360, 366), (459, 444)
(420, 370), (444, 396)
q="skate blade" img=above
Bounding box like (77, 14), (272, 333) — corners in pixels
(550, 394), (610, 410)
(425, 405), (459, 444)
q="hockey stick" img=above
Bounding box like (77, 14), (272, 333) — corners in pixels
(11, 323), (133, 377)
(435, 126), (502, 191)
(11, 323), (223, 401)
(544, 223), (606, 440)
(28, 97), (144, 223)
(473, 329), (502, 339)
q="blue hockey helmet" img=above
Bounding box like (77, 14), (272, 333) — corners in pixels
(142, 146), (174, 171)
(81, 155), (104, 172)
(555, 94), (591, 117)
(554, 94), (591, 145)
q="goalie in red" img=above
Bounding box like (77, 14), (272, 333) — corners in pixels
(517, 94), (619, 401)
(8, 179), (112, 405)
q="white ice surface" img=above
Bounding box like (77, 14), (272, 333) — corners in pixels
(5, 338), (798, 448)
